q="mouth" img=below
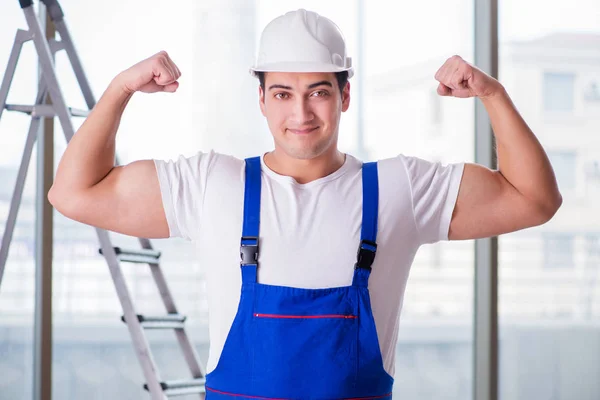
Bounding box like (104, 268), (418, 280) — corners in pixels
(287, 127), (319, 135)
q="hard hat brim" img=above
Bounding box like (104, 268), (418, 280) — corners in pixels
(250, 62), (354, 78)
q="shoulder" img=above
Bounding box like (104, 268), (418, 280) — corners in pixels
(372, 154), (412, 186)
(376, 153), (464, 186)
(167, 149), (246, 175)
(153, 150), (248, 195)
(206, 151), (246, 178)
(375, 153), (431, 174)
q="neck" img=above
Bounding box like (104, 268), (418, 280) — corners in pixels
(264, 147), (346, 184)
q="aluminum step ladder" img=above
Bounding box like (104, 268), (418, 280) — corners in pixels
(0, 1), (205, 398)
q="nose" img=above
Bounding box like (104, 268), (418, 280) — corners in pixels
(290, 97), (315, 126)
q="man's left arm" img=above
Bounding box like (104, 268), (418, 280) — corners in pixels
(434, 55), (563, 240)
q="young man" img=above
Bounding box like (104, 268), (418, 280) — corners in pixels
(48, 9), (561, 399)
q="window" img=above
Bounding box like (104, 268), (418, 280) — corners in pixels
(543, 72), (576, 112)
(499, 1), (600, 398)
(584, 82), (600, 102)
(363, 2), (475, 398)
(584, 160), (600, 183)
(543, 234), (575, 269)
(1, 1), (475, 399)
(4, 0), (596, 398)
(585, 235), (600, 259)
(581, 235), (600, 319)
(548, 151), (577, 190)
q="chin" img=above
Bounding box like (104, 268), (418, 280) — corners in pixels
(274, 131), (336, 160)
(280, 144), (327, 160)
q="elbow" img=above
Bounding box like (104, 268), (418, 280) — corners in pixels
(47, 185), (59, 208)
(535, 190), (563, 224)
(47, 185), (73, 216)
(546, 190), (563, 219)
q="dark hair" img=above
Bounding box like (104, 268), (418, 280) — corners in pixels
(256, 71), (349, 96)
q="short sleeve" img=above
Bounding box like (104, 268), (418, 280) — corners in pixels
(400, 155), (465, 244)
(153, 150), (216, 241)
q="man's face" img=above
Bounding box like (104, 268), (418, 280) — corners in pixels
(259, 72), (350, 160)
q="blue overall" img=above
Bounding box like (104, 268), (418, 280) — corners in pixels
(204, 157), (394, 399)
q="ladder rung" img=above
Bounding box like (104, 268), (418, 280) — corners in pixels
(121, 314), (187, 329)
(144, 378), (206, 395)
(99, 246), (161, 264)
(4, 103), (90, 117)
(141, 321), (185, 329)
(69, 107), (90, 117)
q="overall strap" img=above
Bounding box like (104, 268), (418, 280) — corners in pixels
(240, 157), (261, 284)
(352, 161), (379, 287)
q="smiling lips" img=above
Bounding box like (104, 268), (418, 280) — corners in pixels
(288, 127), (319, 135)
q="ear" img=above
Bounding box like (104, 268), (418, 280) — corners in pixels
(259, 85), (266, 117)
(341, 81), (351, 112)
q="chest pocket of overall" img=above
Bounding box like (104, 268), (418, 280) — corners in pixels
(250, 286), (359, 394)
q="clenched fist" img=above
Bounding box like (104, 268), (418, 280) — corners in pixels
(434, 55), (503, 99)
(115, 51), (181, 94)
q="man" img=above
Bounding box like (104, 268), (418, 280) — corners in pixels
(48, 9), (561, 399)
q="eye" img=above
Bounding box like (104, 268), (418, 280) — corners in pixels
(274, 92), (290, 100)
(311, 90), (329, 98)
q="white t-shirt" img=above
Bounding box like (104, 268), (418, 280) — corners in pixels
(153, 151), (464, 377)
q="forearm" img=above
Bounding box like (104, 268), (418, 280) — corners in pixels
(482, 87), (562, 213)
(51, 77), (133, 194)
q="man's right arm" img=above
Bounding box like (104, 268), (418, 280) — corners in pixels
(48, 51), (181, 239)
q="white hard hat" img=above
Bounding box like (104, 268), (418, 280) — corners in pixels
(250, 9), (354, 78)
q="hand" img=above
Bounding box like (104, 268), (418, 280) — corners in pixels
(115, 51), (182, 94)
(435, 55), (503, 99)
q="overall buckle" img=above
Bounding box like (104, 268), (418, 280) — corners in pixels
(355, 239), (377, 271)
(240, 236), (259, 266)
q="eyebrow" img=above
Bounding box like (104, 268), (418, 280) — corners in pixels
(268, 81), (333, 91)
(307, 80), (333, 89)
